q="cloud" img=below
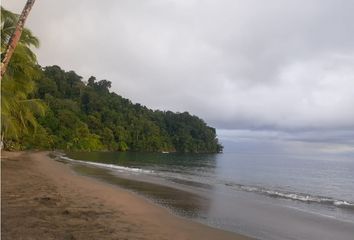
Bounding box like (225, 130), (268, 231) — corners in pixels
(3, 0), (354, 137)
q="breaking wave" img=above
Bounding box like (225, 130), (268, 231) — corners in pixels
(58, 155), (154, 174)
(224, 182), (354, 209)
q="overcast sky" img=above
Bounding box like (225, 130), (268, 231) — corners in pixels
(4, 0), (354, 153)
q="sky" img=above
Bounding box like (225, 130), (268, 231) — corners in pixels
(3, 0), (354, 154)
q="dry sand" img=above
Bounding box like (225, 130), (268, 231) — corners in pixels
(1, 151), (251, 240)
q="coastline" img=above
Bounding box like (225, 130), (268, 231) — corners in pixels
(1, 151), (251, 240)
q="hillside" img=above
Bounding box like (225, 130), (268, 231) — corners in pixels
(1, 7), (222, 153)
(25, 65), (223, 153)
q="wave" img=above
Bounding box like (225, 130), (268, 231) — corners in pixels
(224, 182), (354, 209)
(58, 155), (154, 174)
(54, 153), (354, 210)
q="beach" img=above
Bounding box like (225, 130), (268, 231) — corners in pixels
(1, 151), (250, 240)
(60, 151), (354, 240)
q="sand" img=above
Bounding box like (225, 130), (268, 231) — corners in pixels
(1, 151), (251, 240)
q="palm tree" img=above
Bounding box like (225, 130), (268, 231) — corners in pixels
(1, 0), (36, 79)
(1, 6), (45, 149)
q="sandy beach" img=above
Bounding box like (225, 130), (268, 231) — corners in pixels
(1, 151), (251, 240)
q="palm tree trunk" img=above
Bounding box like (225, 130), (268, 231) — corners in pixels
(0, 0), (36, 80)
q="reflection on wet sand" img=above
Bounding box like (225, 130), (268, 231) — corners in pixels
(72, 164), (210, 218)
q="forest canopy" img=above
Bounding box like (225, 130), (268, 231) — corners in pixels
(1, 7), (223, 153)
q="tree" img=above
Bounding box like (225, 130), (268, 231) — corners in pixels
(1, 5), (223, 152)
(1, 7), (45, 150)
(31, 64), (223, 152)
(1, 0), (36, 79)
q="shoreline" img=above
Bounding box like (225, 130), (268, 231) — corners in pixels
(1, 151), (251, 240)
(64, 152), (354, 240)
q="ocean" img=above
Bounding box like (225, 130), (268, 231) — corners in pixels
(57, 141), (354, 240)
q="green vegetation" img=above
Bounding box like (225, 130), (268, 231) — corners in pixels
(1, 7), (223, 153)
(1, 7), (46, 150)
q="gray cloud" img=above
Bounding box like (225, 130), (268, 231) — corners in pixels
(4, 0), (354, 144)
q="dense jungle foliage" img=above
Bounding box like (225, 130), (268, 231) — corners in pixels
(1, 7), (223, 153)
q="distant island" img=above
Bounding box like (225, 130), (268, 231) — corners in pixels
(1, 7), (222, 153)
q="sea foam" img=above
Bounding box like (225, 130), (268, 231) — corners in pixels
(225, 182), (354, 209)
(59, 155), (154, 174)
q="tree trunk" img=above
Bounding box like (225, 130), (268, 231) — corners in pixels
(0, 0), (36, 80)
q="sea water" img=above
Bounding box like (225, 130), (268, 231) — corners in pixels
(58, 140), (354, 240)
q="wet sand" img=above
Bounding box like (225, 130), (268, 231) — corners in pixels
(1, 151), (251, 240)
(68, 157), (354, 240)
